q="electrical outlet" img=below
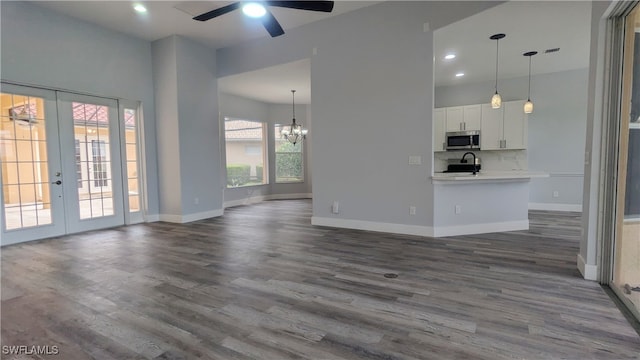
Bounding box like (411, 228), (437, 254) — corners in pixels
(332, 201), (340, 214)
(194, 197), (199, 205)
(455, 205), (461, 214)
(409, 206), (416, 215)
(553, 191), (559, 198)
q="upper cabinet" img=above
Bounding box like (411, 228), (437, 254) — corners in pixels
(434, 100), (527, 152)
(481, 104), (503, 150)
(502, 100), (527, 149)
(445, 105), (481, 132)
(434, 108), (447, 152)
(481, 100), (527, 150)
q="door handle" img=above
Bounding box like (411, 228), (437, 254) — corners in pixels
(52, 180), (62, 185)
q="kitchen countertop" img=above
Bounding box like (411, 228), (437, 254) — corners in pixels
(431, 171), (549, 183)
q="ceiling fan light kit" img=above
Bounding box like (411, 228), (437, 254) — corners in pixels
(242, 3), (267, 18)
(193, 1), (335, 37)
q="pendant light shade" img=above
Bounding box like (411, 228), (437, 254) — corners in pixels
(491, 93), (502, 109)
(490, 33), (506, 109)
(523, 51), (537, 114)
(281, 90), (307, 145)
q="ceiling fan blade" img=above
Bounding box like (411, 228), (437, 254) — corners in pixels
(267, 1), (334, 12)
(193, 2), (241, 21)
(261, 9), (285, 37)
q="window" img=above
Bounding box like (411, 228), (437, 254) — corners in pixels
(275, 124), (304, 183)
(224, 119), (267, 187)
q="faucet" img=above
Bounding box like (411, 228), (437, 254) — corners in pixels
(461, 152), (477, 175)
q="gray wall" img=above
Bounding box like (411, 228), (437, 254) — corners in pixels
(152, 36), (181, 216)
(0, 0), (160, 215)
(581, 0), (612, 276)
(217, 1), (499, 228)
(152, 36), (222, 218)
(435, 69), (589, 207)
(219, 93), (311, 205)
(175, 36), (222, 215)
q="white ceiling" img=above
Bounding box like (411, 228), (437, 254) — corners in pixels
(218, 59), (311, 104)
(30, 1), (378, 49)
(29, 1), (593, 102)
(434, 1), (592, 87)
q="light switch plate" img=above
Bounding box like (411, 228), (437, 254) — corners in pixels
(409, 155), (422, 165)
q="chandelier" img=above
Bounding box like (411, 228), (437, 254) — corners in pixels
(281, 90), (307, 145)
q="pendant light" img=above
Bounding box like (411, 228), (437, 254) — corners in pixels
(523, 51), (537, 114)
(490, 33), (506, 109)
(281, 90), (307, 145)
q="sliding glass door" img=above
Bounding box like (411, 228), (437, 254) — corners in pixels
(612, 4), (640, 321)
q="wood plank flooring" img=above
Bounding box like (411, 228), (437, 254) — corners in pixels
(2, 200), (640, 359)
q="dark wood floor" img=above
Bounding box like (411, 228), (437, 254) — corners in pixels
(2, 200), (640, 359)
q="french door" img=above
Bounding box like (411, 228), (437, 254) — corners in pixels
(0, 84), (126, 245)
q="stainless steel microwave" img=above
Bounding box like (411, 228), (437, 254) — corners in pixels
(446, 130), (480, 151)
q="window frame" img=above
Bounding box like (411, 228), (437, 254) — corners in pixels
(223, 118), (268, 188)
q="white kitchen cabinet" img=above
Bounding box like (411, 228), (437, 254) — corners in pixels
(445, 105), (481, 131)
(480, 100), (527, 150)
(445, 107), (463, 132)
(503, 100), (527, 149)
(433, 108), (447, 152)
(481, 104), (503, 150)
(462, 104), (481, 130)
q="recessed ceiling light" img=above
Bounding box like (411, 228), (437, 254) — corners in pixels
(242, 2), (267, 18)
(455, 72), (465, 77)
(444, 54), (456, 60)
(133, 3), (147, 13)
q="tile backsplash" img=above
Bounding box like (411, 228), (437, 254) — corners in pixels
(434, 150), (527, 172)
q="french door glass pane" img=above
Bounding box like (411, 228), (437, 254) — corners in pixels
(72, 102), (114, 219)
(124, 108), (140, 213)
(0, 93), (52, 230)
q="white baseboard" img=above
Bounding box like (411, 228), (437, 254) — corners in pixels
(159, 209), (224, 224)
(528, 203), (582, 212)
(577, 253), (598, 281)
(432, 220), (529, 237)
(224, 193), (312, 209)
(145, 214), (160, 222)
(311, 216), (433, 237)
(266, 193), (312, 201)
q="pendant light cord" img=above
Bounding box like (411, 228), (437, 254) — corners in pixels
(291, 90), (296, 125)
(527, 55), (532, 101)
(495, 39), (499, 93)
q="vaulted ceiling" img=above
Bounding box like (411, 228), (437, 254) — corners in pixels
(29, 1), (593, 104)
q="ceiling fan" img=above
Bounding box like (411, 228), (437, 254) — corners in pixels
(192, 1), (335, 37)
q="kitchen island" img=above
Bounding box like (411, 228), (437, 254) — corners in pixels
(431, 171), (549, 237)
